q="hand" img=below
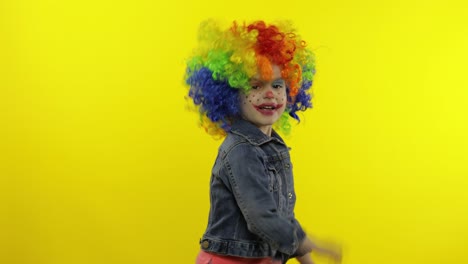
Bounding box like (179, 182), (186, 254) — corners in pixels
(296, 237), (315, 256)
(309, 236), (342, 263)
(296, 236), (342, 263)
(296, 252), (314, 264)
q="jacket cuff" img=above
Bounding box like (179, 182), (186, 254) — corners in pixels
(290, 228), (308, 257)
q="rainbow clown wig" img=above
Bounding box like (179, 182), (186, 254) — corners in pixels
(185, 20), (316, 138)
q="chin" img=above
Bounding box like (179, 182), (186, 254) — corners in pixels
(256, 119), (278, 127)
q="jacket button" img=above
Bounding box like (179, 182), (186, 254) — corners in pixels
(201, 240), (210, 249)
(288, 192), (293, 199)
(285, 163), (290, 168)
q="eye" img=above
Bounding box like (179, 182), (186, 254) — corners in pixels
(250, 82), (262, 89)
(272, 83), (284, 89)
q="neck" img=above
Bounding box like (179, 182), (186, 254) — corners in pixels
(259, 125), (272, 137)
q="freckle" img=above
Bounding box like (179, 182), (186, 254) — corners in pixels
(249, 100), (251, 103)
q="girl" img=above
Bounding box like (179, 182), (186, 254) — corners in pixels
(185, 20), (341, 264)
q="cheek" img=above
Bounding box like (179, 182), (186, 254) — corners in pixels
(246, 93), (260, 103)
(242, 95), (248, 105)
(276, 91), (286, 102)
(251, 93), (260, 102)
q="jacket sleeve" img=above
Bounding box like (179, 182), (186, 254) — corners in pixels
(290, 217), (308, 257)
(222, 143), (300, 255)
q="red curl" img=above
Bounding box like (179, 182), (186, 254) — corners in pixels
(247, 21), (302, 96)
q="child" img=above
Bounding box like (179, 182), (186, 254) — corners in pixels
(185, 20), (341, 264)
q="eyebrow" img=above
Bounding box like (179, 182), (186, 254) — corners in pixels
(272, 79), (285, 83)
(249, 78), (285, 82)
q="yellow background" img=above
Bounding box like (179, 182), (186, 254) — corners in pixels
(1, 0), (467, 263)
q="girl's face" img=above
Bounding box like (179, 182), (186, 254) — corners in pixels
(239, 64), (287, 136)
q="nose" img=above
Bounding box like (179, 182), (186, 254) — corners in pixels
(265, 90), (274, 99)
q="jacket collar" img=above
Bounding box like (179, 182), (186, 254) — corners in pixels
(230, 118), (285, 146)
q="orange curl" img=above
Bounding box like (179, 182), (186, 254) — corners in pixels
(281, 63), (302, 97)
(256, 54), (273, 81)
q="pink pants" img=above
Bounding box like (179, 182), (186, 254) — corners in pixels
(196, 250), (282, 264)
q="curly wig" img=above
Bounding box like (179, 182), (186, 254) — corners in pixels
(185, 20), (316, 138)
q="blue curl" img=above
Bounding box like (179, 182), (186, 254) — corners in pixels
(186, 67), (240, 132)
(288, 78), (313, 121)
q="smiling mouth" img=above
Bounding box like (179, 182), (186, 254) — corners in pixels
(254, 104), (284, 115)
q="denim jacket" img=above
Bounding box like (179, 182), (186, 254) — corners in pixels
(199, 118), (306, 262)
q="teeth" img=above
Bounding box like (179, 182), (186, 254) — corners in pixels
(260, 106), (275, 109)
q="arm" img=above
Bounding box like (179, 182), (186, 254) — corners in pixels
(223, 144), (300, 255)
